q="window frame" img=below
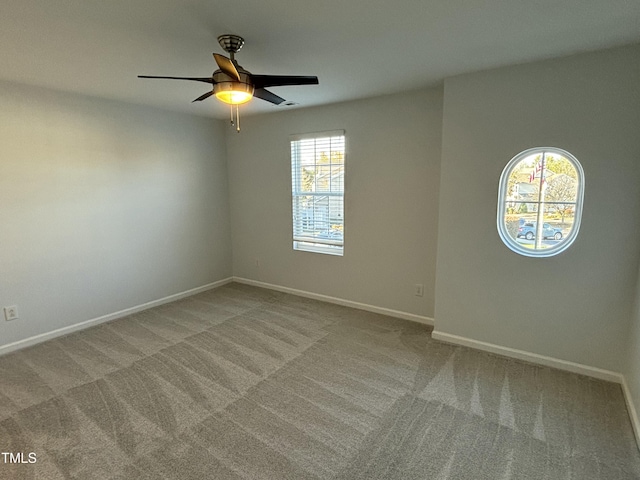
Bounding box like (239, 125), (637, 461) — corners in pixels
(290, 130), (345, 256)
(497, 146), (585, 258)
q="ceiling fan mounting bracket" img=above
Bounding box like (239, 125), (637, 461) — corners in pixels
(217, 34), (245, 60)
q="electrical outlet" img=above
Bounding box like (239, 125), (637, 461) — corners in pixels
(4, 306), (19, 321)
(414, 284), (424, 297)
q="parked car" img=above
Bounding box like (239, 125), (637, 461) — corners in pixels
(517, 222), (563, 240)
(315, 229), (343, 241)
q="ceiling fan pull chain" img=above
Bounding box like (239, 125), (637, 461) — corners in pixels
(230, 104), (235, 126)
(236, 104), (240, 132)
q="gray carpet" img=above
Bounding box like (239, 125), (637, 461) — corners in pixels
(1, 282), (639, 479)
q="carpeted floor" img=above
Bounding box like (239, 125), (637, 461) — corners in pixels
(1, 282), (639, 479)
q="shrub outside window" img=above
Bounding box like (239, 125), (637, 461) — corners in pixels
(497, 147), (584, 257)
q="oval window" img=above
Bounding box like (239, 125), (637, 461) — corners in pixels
(497, 147), (584, 257)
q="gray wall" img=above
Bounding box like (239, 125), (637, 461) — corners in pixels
(0, 81), (232, 348)
(434, 44), (640, 372)
(3, 43), (639, 381)
(226, 89), (442, 317)
(626, 259), (640, 431)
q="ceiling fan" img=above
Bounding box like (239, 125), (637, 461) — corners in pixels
(139, 34), (319, 131)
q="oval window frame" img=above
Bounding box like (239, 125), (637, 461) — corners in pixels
(497, 147), (585, 258)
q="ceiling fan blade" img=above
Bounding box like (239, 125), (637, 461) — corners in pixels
(213, 53), (241, 81)
(192, 91), (214, 103)
(253, 88), (286, 105)
(251, 75), (319, 89)
(138, 75), (214, 84)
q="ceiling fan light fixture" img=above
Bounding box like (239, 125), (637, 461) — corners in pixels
(214, 81), (254, 105)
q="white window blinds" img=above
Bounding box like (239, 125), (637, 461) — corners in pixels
(290, 131), (345, 255)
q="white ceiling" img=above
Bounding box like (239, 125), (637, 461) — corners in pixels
(2, 0), (639, 119)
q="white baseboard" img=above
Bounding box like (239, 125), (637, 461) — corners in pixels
(2, 275), (638, 451)
(431, 330), (623, 383)
(432, 330), (640, 451)
(621, 376), (640, 450)
(233, 277), (434, 326)
(0, 277), (233, 357)
(1, 275), (431, 357)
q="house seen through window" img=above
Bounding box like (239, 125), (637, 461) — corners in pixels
(497, 147), (584, 257)
(290, 131), (345, 255)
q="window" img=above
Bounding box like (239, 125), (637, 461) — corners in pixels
(290, 131), (345, 255)
(497, 147), (584, 257)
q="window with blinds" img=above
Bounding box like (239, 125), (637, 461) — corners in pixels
(290, 131), (345, 255)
